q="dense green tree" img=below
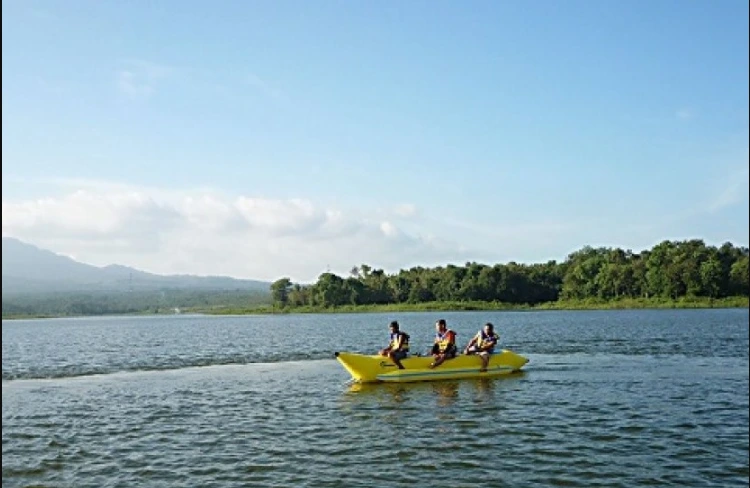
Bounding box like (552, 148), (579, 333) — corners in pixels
(270, 278), (292, 307)
(270, 239), (748, 308)
(313, 273), (350, 307)
(729, 256), (749, 296)
(700, 256), (723, 298)
(288, 283), (310, 307)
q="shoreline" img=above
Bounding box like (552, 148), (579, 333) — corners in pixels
(3, 297), (747, 320)
(202, 296), (750, 315)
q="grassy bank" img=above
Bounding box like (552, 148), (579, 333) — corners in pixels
(533, 296), (749, 310)
(4, 296), (746, 319)
(196, 296), (749, 315)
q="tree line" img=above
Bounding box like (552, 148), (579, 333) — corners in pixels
(270, 239), (749, 308)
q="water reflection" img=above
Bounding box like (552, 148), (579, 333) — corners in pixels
(343, 372), (527, 408)
(432, 381), (459, 407)
(341, 379), (465, 413)
(341, 382), (413, 410)
(471, 377), (494, 403)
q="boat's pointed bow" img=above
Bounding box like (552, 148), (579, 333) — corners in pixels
(334, 352), (384, 383)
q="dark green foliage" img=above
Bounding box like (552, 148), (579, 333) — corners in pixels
(275, 240), (749, 309)
(729, 255), (749, 295)
(270, 278), (292, 307)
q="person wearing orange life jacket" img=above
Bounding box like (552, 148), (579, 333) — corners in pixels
(378, 321), (410, 370)
(464, 322), (499, 372)
(429, 319), (457, 369)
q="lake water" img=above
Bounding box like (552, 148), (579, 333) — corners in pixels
(2, 309), (748, 487)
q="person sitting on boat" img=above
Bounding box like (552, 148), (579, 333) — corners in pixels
(429, 319), (457, 369)
(378, 321), (410, 370)
(464, 322), (499, 372)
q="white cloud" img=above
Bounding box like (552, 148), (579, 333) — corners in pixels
(379, 221), (399, 237)
(4, 180), (748, 283)
(235, 197), (323, 235)
(1, 185), (468, 282)
(1, 190), (178, 236)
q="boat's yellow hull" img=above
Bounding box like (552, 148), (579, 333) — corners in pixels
(334, 350), (529, 383)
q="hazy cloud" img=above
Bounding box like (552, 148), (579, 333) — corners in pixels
(1, 190), (182, 252)
(1, 185), (469, 282)
(6, 172), (745, 283)
(379, 221), (399, 238)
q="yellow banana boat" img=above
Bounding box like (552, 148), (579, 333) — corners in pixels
(334, 350), (529, 383)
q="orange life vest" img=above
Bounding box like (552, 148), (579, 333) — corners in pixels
(435, 329), (456, 353)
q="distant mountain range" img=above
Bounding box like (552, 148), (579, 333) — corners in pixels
(2, 237), (270, 295)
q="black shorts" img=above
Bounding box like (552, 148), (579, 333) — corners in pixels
(390, 350), (408, 360)
(467, 346), (493, 355)
(433, 344), (456, 357)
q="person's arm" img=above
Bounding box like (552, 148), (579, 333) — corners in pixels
(483, 335), (498, 351)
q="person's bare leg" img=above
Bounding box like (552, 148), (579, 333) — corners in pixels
(480, 352), (489, 372)
(389, 352), (405, 369)
(430, 354), (446, 368)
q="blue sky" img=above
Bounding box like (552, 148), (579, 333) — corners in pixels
(2, 0), (748, 281)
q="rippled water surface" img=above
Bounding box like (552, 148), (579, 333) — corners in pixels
(3, 309), (748, 487)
